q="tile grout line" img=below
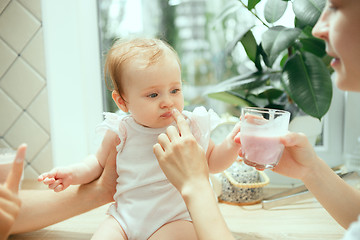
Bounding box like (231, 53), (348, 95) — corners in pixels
(16, 0), (42, 23)
(0, 0), (52, 178)
(0, 0), (11, 16)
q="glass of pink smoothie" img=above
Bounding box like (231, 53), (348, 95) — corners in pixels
(240, 107), (290, 170)
(0, 147), (16, 184)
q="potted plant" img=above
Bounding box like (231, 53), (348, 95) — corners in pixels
(206, 0), (332, 120)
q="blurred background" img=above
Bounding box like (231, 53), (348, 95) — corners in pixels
(0, 0), (359, 185)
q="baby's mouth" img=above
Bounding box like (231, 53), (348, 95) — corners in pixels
(160, 112), (172, 118)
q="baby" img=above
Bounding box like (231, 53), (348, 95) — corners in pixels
(38, 38), (241, 240)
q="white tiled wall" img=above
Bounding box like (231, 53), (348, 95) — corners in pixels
(0, 0), (53, 179)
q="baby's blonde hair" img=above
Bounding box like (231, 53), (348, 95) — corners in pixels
(104, 38), (180, 97)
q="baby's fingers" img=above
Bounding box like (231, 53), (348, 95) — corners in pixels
(37, 173), (46, 182)
(54, 185), (64, 192)
(230, 121), (241, 140)
(48, 179), (63, 191)
(38, 173), (52, 182)
(43, 177), (56, 185)
(38, 168), (58, 182)
(234, 132), (241, 144)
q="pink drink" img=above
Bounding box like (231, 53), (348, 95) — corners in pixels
(240, 107), (290, 170)
(0, 149), (16, 183)
(240, 134), (284, 170)
(0, 162), (12, 183)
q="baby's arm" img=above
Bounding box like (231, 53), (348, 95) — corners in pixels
(206, 122), (241, 173)
(38, 155), (102, 192)
(38, 130), (119, 192)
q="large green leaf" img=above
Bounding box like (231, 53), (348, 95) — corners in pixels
(248, 0), (261, 10)
(207, 91), (257, 107)
(205, 72), (272, 94)
(253, 86), (284, 100)
(228, 29), (261, 70)
(299, 37), (326, 57)
(262, 26), (301, 66)
(226, 26), (255, 54)
(292, 0), (326, 27)
(240, 30), (258, 63)
(282, 51), (332, 119)
(264, 0), (288, 23)
(258, 43), (271, 68)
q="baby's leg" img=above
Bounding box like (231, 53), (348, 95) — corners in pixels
(92, 215), (127, 240)
(148, 220), (197, 240)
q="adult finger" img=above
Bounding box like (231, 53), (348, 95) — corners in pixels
(5, 144), (27, 193)
(171, 109), (191, 136)
(99, 143), (119, 198)
(166, 125), (179, 141)
(157, 133), (171, 150)
(153, 143), (164, 160)
(234, 132), (241, 144)
(244, 114), (267, 125)
(280, 132), (308, 147)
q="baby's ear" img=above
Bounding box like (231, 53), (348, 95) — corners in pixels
(112, 90), (128, 112)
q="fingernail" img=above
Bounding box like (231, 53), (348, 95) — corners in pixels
(172, 109), (179, 113)
(19, 143), (27, 148)
(15, 143), (27, 163)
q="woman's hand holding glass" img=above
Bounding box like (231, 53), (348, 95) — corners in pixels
(274, 132), (322, 181)
(236, 127), (322, 181)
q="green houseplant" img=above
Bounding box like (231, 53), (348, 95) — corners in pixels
(206, 0), (332, 120)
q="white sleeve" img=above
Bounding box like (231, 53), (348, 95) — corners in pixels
(342, 215), (360, 240)
(96, 112), (127, 152)
(183, 106), (221, 151)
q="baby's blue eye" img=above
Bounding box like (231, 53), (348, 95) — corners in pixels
(148, 93), (158, 98)
(171, 89), (180, 94)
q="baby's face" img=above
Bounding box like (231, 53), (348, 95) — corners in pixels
(121, 54), (184, 128)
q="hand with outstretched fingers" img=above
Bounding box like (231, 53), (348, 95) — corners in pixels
(0, 144), (27, 240)
(153, 109), (209, 194)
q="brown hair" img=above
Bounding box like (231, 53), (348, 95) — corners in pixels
(104, 38), (180, 97)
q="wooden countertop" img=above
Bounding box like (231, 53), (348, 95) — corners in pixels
(9, 181), (346, 240)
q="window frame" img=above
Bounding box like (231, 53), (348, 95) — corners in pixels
(42, 0), (103, 166)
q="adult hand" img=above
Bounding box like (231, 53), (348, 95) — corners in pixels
(9, 140), (117, 235)
(155, 110), (235, 240)
(153, 109), (209, 195)
(0, 144), (26, 240)
(235, 128), (319, 178)
(273, 132), (320, 181)
(94, 133), (119, 201)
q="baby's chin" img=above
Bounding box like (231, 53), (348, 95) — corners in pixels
(144, 120), (174, 129)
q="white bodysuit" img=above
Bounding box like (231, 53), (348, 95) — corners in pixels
(97, 107), (220, 240)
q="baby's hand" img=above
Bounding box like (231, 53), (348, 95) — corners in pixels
(38, 167), (74, 192)
(228, 121), (241, 145)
